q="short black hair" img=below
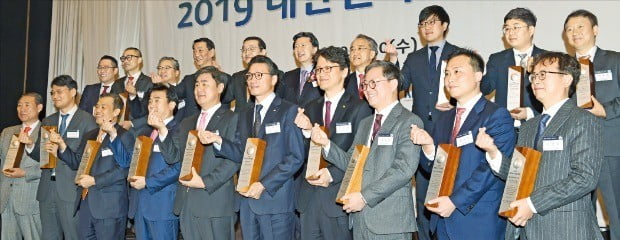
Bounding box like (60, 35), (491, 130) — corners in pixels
(504, 8), (537, 27)
(531, 51), (580, 97)
(21, 92), (44, 105)
(247, 55), (279, 76)
(419, 5), (450, 33)
(365, 60), (402, 87)
(100, 93), (124, 111)
(150, 83), (179, 104)
(314, 46), (350, 72)
(123, 47), (142, 57)
(51, 75), (78, 90)
(193, 37), (215, 50)
(564, 9), (598, 27)
(244, 36), (267, 50)
(447, 49), (485, 73)
(196, 66), (228, 88)
(293, 32), (319, 49)
(99, 55), (118, 68)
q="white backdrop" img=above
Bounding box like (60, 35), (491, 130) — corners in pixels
(46, 0), (620, 113)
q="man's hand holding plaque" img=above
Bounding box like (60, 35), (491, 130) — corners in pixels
(76, 174), (96, 189)
(129, 176), (146, 190)
(240, 182), (265, 199)
(2, 168), (25, 178)
(17, 131), (34, 148)
(341, 192), (366, 213)
(307, 168), (332, 187)
(425, 196), (456, 217)
(197, 130), (221, 145)
(179, 167), (205, 189)
(310, 124), (329, 147)
(588, 96), (606, 118)
(48, 130), (66, 153)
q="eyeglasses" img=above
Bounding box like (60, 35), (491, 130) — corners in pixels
(313, 66), (340, 74)
(120, 55), (139, 62)
(97, 66), (116, 70)
(360, 79), (390, 90)
(349, 47), (369, 52)
(245, 72), (272, 81)
(157, 66), (174, 70)
(241, 47), (260, 53)
(529, 71), (569, 82)
(418, 18), (440, 28)
(502, 25), (527, 34)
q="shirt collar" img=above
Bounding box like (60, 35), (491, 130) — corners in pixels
(576, 46), (598, 60)
(163, 116), (174, 126)
(542, 98), (570, 119)
(60, 105), (78, 116)
(428, 40), (446, 49)
(513, 45), (534, 57)
(22, 120), (40, 131)
(375, 100), (399, 116)
(201, 103), (222, 116)
(129, 71), (142, 80)
(456, 93), (483, 110)
(301, 65), (314, 72)
(256, 92), (276, 109)
(324, 89), (346, 104)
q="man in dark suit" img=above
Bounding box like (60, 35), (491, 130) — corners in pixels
(79, 55), (120, 115)
(312, 60), (422, 239)
(210, 56), (304, 239)
(564, 9), (620, 240)
(484, 52), (604, 240)
(481, 8), (546, 126)
(112, 47), (153, 128)
(400, 6), (462, 240)
(128, 84), (181, 240)
(293, 47), (372, 239)
(281, 32), (322, 107)
(173, 68), (239, 240)
(344, 34), (378, 101)
(411, 50), (516, 239)
(58, 94), (133, 239)
(42, 75), (98, 240)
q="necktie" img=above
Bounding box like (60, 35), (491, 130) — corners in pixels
(23, 126), (31, 134)
(371, 114), (383, 143)
(358, 73), (365, 99)
(534, 114), (551, 149)
(150, 129), (159, 141)
(253, 104), (263, 137)
(518, 53), (528, 68)
(324, 101), (332, 127)
(198, 111), (208, 130)
(127, 76), (134, 86)
(101, 85), (109, 96)
(300, 70), (308, 95)
(450, 108), (466, 144)
(59, 114), (69, 136)
(429, 46), (439, 79)
(96, 130), (105, 143)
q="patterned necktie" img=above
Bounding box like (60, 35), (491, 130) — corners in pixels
(300, 70), (308, 95)
(579, 55), (591, 61)
(429, 46), (439, 79)
(101, 85), (109, 96)
(518, 53), (528, 68)
(324, 101), (332, 128)
(253, 104), (263, 137)
(534, 114), (551, 149)
(59, 114), (69, 136)
(198, 111), (208, 130)
(358, 73), (365, 99)
(450, 108), (466, 144)
(127, 76), (134, 86)
(371, 114), (383, 143)
(149, 129), (159, 141)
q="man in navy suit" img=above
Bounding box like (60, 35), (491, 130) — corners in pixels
(410, 49), (515, 239)
(481, 8), (546, 125)
(208, 55), (304, 239)
(59, 93), (133, 239)
(79, 55), (120, 115)
(400, 6), (462, 240)
(128, 84), (181, 240)
(281, 32), (322, 107)
(564, 9), (620, 240)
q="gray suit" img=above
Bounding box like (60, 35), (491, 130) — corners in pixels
(496, 99), (604, 240)
(324, 103), (422, 239)
(0, 124), (42, 240)
(38, 109), (97, 240)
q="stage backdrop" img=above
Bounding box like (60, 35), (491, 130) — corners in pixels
(46, 0), (620, 113)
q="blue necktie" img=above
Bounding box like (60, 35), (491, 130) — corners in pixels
(534, 114), (551, 149)
(253, 104), (263, 137)
(428, 46), (439, 81)
(59, 114), (69, 136)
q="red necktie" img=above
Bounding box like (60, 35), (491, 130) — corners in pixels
(324, 101), (332, 127)
(450, 108), (466, 144)
(358, 74), (365, 99)
(371, 114), (383, 143)
(101, 85), (109, 96)
(127, 76), (135, 88)
(23, 126), (31, 134)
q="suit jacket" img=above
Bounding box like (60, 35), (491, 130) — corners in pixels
(296, 92), (372, 217)
(281, 68), (323, 107)
(37, 109), (97, 203)
(480, 46), (546, 114)
(59, 125), (133, 219)
(344, 73), (363, 102)
(325, 103), (422, 235)
(0, 125), (41, 215)
(217, 96), (305, 214)
(495, 99), (603, 240)
(590, 48), (620, 156)
(173, 106), (240, 218)
(78, 83), (119, 115)
(111, 72), (153, 119)
(419, 97), (515, 239)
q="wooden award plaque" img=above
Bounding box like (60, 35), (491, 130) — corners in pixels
(437, 60), (451, 105)
(74, 140), (101, 183)
(305, 127), (329, 180)
(236, 138), (266, 193)
(40, 126), (58, 169)
(507, 66), (524, 113)
(127, 136), (153, 179)
(499, 146), (542, 218)
(2, 135), (25, 171)
(179, 130), (205, 181)
(576, 58), (596, 109)
(425, 144), (461, 208)
(336, 145), (370, 204)
(118, 92), (131, 122)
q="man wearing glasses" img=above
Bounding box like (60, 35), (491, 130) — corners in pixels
(344, 34), (378, 101)
(79, 55), (120, 115)
(311, 60), (422, 239)
(399, 5), (462, 240)
(483, 52), (603, 240)
(111, 47), (153, 127)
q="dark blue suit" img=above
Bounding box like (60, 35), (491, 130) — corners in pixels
(281, 68), (323, 107)
(217, 96), (304, 240)
(419, 97), (515, 239)
(78, 83), (120, 115)
(129, 119), (181, 240)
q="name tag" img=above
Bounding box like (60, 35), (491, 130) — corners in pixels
(312, 81), (318, 88)
(543, 136), (563, 151)
(67, 130), (79, 139)
(153, 145), (161, 152)
(101, 148), (113, 157)
(178, 99), (186, 109)
(265, 122), (281, 134)
(456, 131), (473, 147)
(595, 70), (613, 82)
(377, 134), (393, 146)
(137, 91), (145, 99)
(336, 122), (352, 134)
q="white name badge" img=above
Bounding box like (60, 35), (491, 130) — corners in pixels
(336, 122), (352, 134)
(101, 148), (113, 157)
(137, 91), (145, 99)
(377, 134), (394, 146)
(67, 131), (79, 139)
(153, 144), (161, 152)
(312, 81), (318, 88)
(456, 131), (474, 147)
(595, 70), (613, 82)
(178, 99), (186, 109)
(543, 136), (563, 151)
(265, 122), (281, 134)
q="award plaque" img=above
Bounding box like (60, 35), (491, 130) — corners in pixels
(40, 126), (58, 169)
(437, 60), (451, 105)
(236, 138), (267, 193)
(336, 145), (370, 204)
(118, 92), (131, 122)
(506, 66), (524, 112)
(499, 146), (542, 218)
(2, 135), (25, 171)
(305, 127), (329, 180)
(74, 140), (101, 183)
(576, 58), (596, 109)
(425, 144), (461, 208)
(127, 136), (153, 179)
(179, 130), (206, 181)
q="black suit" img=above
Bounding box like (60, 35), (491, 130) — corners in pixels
(344, 73), (364, 102)
(281, 68), (323, 107)
(110, 73), (153, 120)
(78, 83), (119, 115)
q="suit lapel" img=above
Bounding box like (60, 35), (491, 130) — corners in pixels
(594, 47), (607, 64)
(330, 93), (351, 127)
(65, 110), (82, 135)
(539, 100), (575, 144)
(257, 97), (282, 139)
(205, 106), (225, 131)
(458, 98), (486, 136)
(370, 104), (403, 149)
(505, 49), (516, 66)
